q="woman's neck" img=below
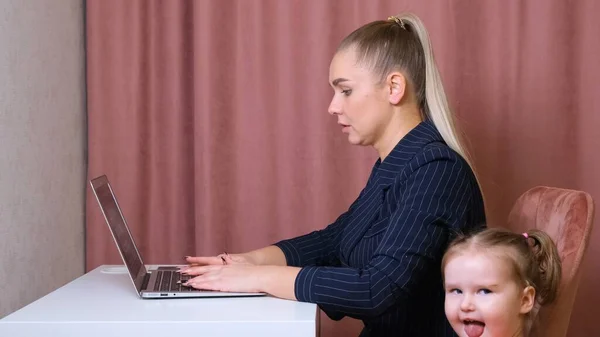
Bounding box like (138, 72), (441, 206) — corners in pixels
(374, 104), (423, 161)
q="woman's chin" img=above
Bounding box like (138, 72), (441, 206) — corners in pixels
(346, 134), (365, 146)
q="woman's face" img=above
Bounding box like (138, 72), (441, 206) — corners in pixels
(328, 48), (394, 147)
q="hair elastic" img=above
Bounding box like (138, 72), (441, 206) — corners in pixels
(387, 16), (406, 29)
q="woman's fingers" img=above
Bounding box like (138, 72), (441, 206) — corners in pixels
(184, 256), (223, 266)
(180, 264), (222, 275)
(187, 272), (219, 285)
(182, 265), (263, 293)
(184, 270), (223, 291)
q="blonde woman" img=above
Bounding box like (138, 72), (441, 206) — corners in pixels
(181, 13), (486, 337)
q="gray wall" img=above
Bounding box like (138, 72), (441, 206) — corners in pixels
(0, 0), (86, 318)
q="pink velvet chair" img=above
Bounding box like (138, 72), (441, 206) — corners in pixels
(507, 186), (594, 337)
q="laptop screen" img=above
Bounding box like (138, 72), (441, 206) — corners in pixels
(90, 175), (147, 293)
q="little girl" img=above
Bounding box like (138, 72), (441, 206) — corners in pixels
(442, 228), (562, 337)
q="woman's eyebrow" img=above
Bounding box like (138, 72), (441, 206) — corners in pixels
(331, 78), (350, 86)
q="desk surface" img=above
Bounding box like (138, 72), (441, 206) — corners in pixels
(0, 265), (318, 337)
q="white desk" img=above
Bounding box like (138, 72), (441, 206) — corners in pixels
(0, 265), (318, 337)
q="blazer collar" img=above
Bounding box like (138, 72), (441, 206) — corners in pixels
(373, 119), (446, 185)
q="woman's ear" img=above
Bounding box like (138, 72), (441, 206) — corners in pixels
(387, 72), (406, 105)
(520, 285), (536, 314)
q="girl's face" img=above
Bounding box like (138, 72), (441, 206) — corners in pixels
(443, 250), (535, 337)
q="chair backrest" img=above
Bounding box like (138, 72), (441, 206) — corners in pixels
(507, 186), (594, 337)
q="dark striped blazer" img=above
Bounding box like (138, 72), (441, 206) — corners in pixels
(275, 120), (486, 337)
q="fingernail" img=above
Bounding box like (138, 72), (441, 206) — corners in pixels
(184, 256), (191, 260)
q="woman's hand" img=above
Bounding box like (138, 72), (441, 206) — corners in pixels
(183, 253), (256, 267)
(178, 264), (301, 300)
(183, 246), (287, 269)
(180, 264), (263, 293)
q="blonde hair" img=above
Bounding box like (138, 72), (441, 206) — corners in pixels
(337, 12), (483, 200)
(442, 228), (562, 332)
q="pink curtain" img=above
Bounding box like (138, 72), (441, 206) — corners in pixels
(86, 1), (600, 336)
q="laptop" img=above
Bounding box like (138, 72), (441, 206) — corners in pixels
(89, 174), (266, 299)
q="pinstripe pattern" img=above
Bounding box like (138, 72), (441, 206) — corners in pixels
(275, 120), (486, 337)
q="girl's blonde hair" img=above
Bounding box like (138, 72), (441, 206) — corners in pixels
(337, 12), (483, 201)
(442, 227), (562, 332)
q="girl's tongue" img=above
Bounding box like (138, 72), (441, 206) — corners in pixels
(464, 320), (485, 337)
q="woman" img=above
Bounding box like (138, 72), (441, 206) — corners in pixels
(180, 12), (486, 337)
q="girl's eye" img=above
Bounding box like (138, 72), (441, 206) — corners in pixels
(449, 288), (462, 294)
(341, 89), (352, 96)
(478, 289), (492, 295)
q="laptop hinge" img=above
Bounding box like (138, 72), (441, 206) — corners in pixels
(141, 272), (151, 292)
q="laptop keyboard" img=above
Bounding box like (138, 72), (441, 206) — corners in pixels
(152, 270), (195, 292)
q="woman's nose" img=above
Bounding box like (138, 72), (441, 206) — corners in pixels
(328, 97), (341, 115)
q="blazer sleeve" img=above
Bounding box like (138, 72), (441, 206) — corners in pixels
(292, 148), (476, 319)
(274, 189), (364, 268)
(273, 165), (379, 268)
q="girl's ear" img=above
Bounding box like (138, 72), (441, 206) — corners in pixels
(519, 285), (536, 314)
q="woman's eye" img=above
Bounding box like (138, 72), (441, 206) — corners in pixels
(341, 89), (352, 96)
